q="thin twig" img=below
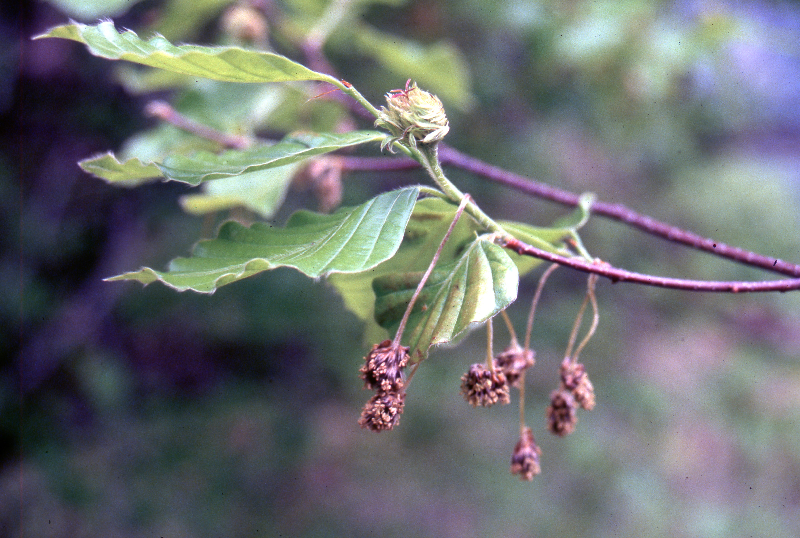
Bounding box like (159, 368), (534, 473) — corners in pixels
(524, 263), (559, 351)
(572, 275), (599, 363)
(392, 195), (471, 347)
(502, 236), (800, 293)
(144, 101), (253, 149)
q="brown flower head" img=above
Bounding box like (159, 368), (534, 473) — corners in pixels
(460, 362), (510, 407)
(358, 390), (405, 432)
(495, 343), (535, 387)
(510, 427), (542, 480)
(546, 388), (578, 436)
(360, 340), (410, 392)
(560, 359), (595, 410)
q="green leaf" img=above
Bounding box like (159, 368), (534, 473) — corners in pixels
(79, 130), (386, 185)
(78, 153), (162, 186)
(179, 163), (301, 218)
(499, 192), (594, 244)
(551, 192), (595, 230)
(328, 197), (487, 342)
(373, 238), (519, 360)
(157, 131), (385, 185)
(114, 66), (199, 93)
(35, 20), (339, 85)
(106, 187), (419, 292)
(499, 222), (564, 277)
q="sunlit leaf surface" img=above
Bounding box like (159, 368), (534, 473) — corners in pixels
(107, 187), (419, 292)
(35, 20), (339, 84)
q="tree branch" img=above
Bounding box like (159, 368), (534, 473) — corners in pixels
(501, 236), (800, 293)
(438, 146), (800, 279)
(338, 149), (800, 279)
(144, 98), (800, 288)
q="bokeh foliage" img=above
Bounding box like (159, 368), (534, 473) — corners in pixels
(7, 0), (800, 537)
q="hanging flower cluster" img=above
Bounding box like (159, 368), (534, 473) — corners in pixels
(358, 340), (410, 432)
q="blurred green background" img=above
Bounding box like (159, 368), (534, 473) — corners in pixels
(6, 0), (800, 537)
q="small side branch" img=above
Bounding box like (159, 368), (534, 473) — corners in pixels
(502, 237), (800, 293)
(144, 101), (253, 149)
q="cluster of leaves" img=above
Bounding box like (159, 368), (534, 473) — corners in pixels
(37, 19), (592, 360)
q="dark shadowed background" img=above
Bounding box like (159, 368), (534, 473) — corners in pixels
(5, 0), (800, 537)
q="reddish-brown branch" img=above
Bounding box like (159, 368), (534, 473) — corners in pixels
(292, 31), (800, 280)
(438, 146), (800, 279)
(339, 149), (800, 279)
(502, 237), (800, 293)
(145, 99), (800, 292)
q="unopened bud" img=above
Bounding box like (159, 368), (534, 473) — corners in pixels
(375, 80), (449, 151)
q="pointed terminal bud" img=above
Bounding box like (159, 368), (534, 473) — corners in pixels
(375, 80), (449, 151)
(510, 427), (542, 480)
(460, 362), (510, 407)
(495, 343), (535, 387)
